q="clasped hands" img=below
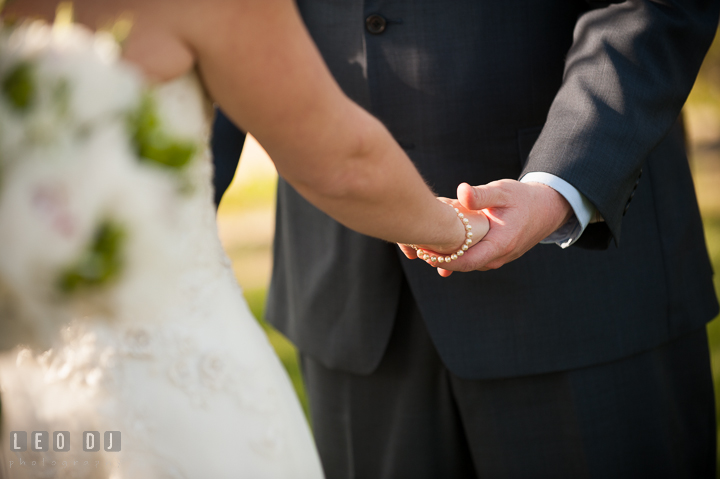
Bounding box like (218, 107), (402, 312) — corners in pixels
(400, 179), (573, 276)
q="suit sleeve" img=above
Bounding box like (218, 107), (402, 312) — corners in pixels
(211, 108), (245, 207)
(521, 0), (720, 247)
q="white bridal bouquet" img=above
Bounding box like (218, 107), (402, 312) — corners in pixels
(0, 18), (211, 351)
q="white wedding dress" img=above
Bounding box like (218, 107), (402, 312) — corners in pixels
(0, 21), (324, 479)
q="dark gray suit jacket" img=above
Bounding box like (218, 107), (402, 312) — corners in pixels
(216, 0), (720, 379)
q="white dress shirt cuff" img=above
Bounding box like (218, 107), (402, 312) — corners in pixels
(520, 172), (597, 249)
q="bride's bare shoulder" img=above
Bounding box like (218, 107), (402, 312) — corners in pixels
(2, 0), (270, 83)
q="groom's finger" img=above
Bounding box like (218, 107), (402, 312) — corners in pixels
(457, 181), (511, 211)
(437, 267), (453, 277)
(459, 236), (506, 271)
(437, 234), (505, 273)
(398, 243), (419, 259)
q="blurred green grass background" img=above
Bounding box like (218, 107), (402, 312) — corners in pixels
(216, 26), (720, 465)
(687, 29), (720, 472)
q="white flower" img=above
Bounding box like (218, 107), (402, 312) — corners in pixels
(0, 20), (207, 351)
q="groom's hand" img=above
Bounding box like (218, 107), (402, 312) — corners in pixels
(437, 180), (571, 274)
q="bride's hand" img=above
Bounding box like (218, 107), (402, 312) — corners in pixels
(398, 198), (489, 275)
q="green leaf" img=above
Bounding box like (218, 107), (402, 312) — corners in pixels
(59, 221), (125, 293)
(2, 61), (35, 111)
(128, 92), (196, 170)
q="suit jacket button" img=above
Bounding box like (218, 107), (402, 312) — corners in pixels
(366, 14), (387, 34)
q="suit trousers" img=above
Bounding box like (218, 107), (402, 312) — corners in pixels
(300, 279), (716, 479)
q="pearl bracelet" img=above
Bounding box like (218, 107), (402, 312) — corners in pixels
(408, 204), (474, 264)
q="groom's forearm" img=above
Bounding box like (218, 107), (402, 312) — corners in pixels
(521, 0), (719, 245)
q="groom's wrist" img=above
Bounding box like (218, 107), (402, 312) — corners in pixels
(520, 172), (596, 248)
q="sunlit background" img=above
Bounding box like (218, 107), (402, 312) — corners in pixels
(217, 28), (720, 465)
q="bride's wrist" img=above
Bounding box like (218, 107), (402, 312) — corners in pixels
(410, 202), (476, 262)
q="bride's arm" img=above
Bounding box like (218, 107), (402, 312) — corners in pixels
(181, 0), (487, 254)
(3, 0), (488, 254)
